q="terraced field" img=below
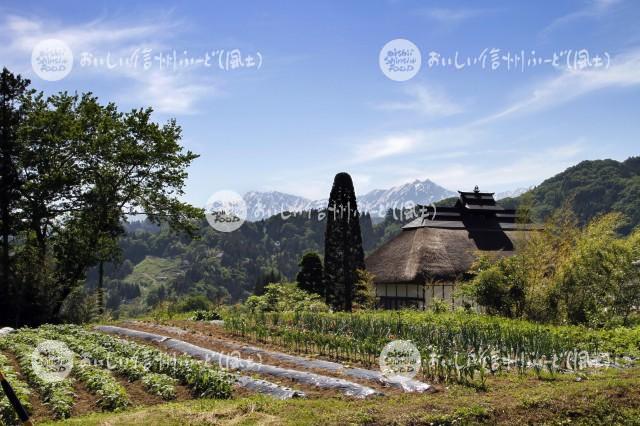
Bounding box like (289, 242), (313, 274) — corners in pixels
(0, 313), (638, 425)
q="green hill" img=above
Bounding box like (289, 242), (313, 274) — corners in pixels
(499, 156), (640, 233)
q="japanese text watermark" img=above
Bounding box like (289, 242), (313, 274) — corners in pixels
(31, 39), (74, 81)
(30, 340), (74, 383)
(378, 38), (611, 81)
(31, 38), (263, 81)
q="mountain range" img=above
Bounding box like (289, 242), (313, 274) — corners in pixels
(113, 156), (640, 310)
(243, 179), (457, 220)
(495, 187), (529, 200)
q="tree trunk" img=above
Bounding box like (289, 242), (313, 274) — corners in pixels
(97, 260), (104, 315)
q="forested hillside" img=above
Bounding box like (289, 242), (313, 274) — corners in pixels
(98, 209), (413, 315)
(100, 156), (640, 316)
(501, 157), (640, 233)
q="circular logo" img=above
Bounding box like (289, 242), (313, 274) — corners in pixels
(205, 190), (247, 232)
(379, 39), (421, 82)
(31, 39), (74, 81)
(30, 340), (74, 383)
(379, 340), (421, 380)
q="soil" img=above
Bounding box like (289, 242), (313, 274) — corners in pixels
(1, 350), (54, 424)
(71, 380), (100, 418)
(115, 376), (165, 407)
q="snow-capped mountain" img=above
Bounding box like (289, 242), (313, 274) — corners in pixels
(243, 191), (314, 221)
(357, 179), (455, 217)
(495, 187), (530, 200)
(243, 179), (455, 220)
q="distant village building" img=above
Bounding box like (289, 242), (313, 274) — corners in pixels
(365, 187), (540, 310)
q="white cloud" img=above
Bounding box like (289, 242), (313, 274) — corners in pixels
(118, 69), (219, 115)
(425, 142), (585, 191)
(353, 49), (640, 188)
(353, 131), (424, 163)
(0, 14), (219, 115)
(473, 49), (640, 125)
(351, 125), (483, 165)
(375, 85), (462, 117)
(547, 140), (585, 159)
(3, 14), (168, 53)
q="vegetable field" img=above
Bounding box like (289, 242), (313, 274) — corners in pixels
(224, 310), (640, 385)
(0, 325), (233, 424)
(0, 314), (639, 425)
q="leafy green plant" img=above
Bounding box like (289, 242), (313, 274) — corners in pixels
(190, 310), (222, 321)
(0, 336), (75, 419)
(141, 373), (177, 400)
(224, 309), (640, 386)
(244, 283), (329, 313)
(73, 361), (130, 411)
(0, 353), (32, 424)
(45, 325), (233, 399)
(37, 324), (177, 400)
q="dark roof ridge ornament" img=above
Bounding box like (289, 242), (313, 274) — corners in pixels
(473, 185), (480, 193)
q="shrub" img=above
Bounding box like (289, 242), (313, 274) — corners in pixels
(244, 283), (329, 313)
(173, 295), (212, 313)
(190, 310), (222, 321)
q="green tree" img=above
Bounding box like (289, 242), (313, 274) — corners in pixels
(255, 267), (282, 296)
(557, 213), (638, 326)
(323, 172), (365, 311)
(0, 70), (202, 325)
(296, 252), (324, 297)
(0, 68), (31, 325)
(353, 269), (376, 310)
(70, 94), (201, 313)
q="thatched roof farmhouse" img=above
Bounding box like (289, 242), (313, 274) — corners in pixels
(365, 187), (540, 309)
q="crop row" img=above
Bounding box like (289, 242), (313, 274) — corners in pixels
(0, 337), (75, 419)
(46, 325), (234, 399)
(2, 327), (132, 417)
(223, 310), (638, 385)
(37, 325), (177, 400)
(73, 361), (130, 411)
(0, 352), (32, 424)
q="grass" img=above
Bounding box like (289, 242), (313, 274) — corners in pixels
(42, 366), (640, 425)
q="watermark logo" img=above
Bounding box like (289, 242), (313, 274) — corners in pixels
(379, 39), (421, 82)
(79, 48), (262, 72)
(30, 340), (74, 383)
(379, 340), (421, 380)
(31, 39), (74, 81)
(205, 190), (247, 232)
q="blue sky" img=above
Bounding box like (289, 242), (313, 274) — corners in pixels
(1, 0), (640, 204)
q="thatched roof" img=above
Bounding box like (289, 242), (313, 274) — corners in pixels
(365, 187), (540, 284)
(366, 226), (527, 284)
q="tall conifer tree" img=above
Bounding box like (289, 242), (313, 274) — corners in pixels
(323, 172), (365, 311)
(296, 252), (324, 296)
